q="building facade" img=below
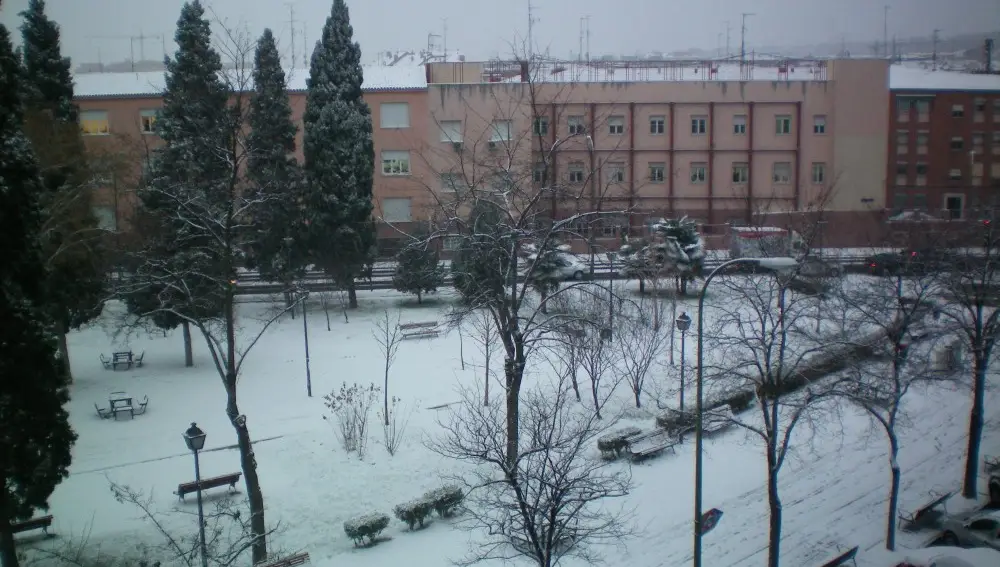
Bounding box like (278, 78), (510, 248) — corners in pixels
(887, 66), (1000, 222)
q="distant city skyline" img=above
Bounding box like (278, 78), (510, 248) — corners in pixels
(1, 0), (998, 66)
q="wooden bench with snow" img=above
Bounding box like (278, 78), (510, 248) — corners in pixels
(898, 490), (953, 532)
(175, 472), (242, 501)
(597, 427), (643, 459)
(626, 429), (680, 461)
(398, 320), (439, 340)
(11, 515), (54, 536)
(816, 545), (858, 567)
(254, 552), (310, 567)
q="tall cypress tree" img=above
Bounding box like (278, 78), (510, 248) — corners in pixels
(19, 0), (105, 379)
(246, 28), (304, 286)
(0, 21), (76, 567)
(302, 0), (375, 308)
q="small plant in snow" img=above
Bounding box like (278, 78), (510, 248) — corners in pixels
(343, 512), (390, 547)
(393, 498), (434, 530)
(323, 382), (380, 458)
(377, 395), (411, 456)
(423, 485), (464, 518)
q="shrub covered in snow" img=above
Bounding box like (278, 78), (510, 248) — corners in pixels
(343, 512), (390, 546)
(393, 498), (434, 530)
(423, 485), (465, 517)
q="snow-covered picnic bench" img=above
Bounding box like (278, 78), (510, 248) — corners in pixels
(398, 321), (439, 340)
(254, 552), (309, 567)
(596, 427), (643, 459)
(899, 491), (953, 532)
(626, 429), (680, 461)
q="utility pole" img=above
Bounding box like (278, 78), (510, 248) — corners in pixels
(287, 3), (296, 68)
(883, 5), (890, 58)
(717, 32), (722, 58)
(584, 15), (591, 62)
(740, 12), (755, 64)
(725, 21), (731, 58)
(578, 17), (584, 61)
(527, 0), (535, 60)
(302, 22), (307, 65)
(932, 28), (941, 70)
(442, 18), (448, 60)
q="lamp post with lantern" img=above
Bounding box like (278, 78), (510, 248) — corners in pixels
(183, 422), (209, 567)
(675, 312), (692, 414)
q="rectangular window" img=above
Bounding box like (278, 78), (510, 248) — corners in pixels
(91, 205), (116, 231)
(952, 104), (965, 117)
(443, 236), (462, 251)
(650, 115), (665, 135)
(945, 194), (964, 219)
(439, 120), (462, 143)
(973, 132), (985, 150)
(811, 162), (826, 184)
(380, 150), (410, 176)
(691, 116), (707, 135)
(897, 130), (909, 154)
(892, 192), (908, 210)
(649, 163), (665, 182)
(917, 131), (929, 154)
(915, 162), (928, 176)
(490, 120), (512, 142)
(895, 163), (908, 176)
(950, 136), (964, 150)
(608, 116), (624, 135)
(897, 98), (913, 114)
(568, 162), (585, 183)
(381, 198), (412, 222)
(379, 102), (410, 129)
(975, 98), (987, 112)
(772, 162), (792, 184)
(949, 168), (962, 181)
(690, 162), (707, 184)
(813, 115), (826, 134)
(533, 163), (547, 183)
(80, 110), (109, 136)
(440, 173), (460, 194)
(533, 116), (549, 136)
(139, 109), (158, 134)
(732, 162), (748, 184)
(568, 115), (586, 135)
(916, 100), (931, 121)
(912, 193), (927, 209)
(733, 115), (747, 135)
(775, 115), (792, 135)
(607, 162), (625, 183)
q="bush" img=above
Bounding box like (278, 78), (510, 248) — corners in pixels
(423, 485), (464, 518)
(323, 382), (380, 458)
(654, 409), (696, 433)
(393, 498), (434, 530)
(343, 512), (390, 547)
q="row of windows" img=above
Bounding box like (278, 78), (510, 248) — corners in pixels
(897, 97), (1000, 122)
(530, 161), (825, 185)
(897, 130), (1000, 150)
(79, 109), (158, 136)
(895, 161), (1000, 184)
(526, 114), (827, 138)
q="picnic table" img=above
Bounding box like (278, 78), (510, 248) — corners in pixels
(100, 391), (149, 420)
(100, 350), (145, 371)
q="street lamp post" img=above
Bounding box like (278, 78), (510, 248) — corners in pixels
(692, 256), (798, 567)
(675, 312), (691, 414)
(183, 423), (209, 567)
(301, 289), (312, 397)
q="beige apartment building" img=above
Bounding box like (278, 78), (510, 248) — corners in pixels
(73, 57), (892, 250)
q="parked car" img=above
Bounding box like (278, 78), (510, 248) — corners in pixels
(551, 253), (588, 281)
(865, 249), (983, 277)
(797, 256), (844, 278)
(940, 509), (1000, 550)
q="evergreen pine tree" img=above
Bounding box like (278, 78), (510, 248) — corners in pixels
(302, 0), (375, 309)
(246, 28), (304, 285)
(0, 22), (76, 567)
(393, 236), (444, 303)
(452, 200), (511, 308)
(19, 0), (105, 379)
(524, 242), (563, 314)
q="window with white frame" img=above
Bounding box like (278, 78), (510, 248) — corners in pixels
(917, 131), (929, 154)
(691, 116), (707, 135)
(608, 116), (624, 135)
(772, 162), (792, 184)
(949, 168), (962, 181)
(732, 162), (748, 184)
(568, 115), (586, 135)
(650, 116), (665, 135)
(568, 162), (585, 183)
(490, 120), (512, 142)
(379, 102), (410, 128)
(381, 198), (412, 222)
(440, 173), (461, 194)
(381, 150), (410, 175)
(690, 162), (707, 183)
(950, 136), (964, 150)
(649, 163), (665, 182)
(91, 205), (116, 231)
(952, 104), (965, 117)
(443, 235), (463, 251)
(139, 109), (158, 134)
(533, 116), (549, 136)
(533, 163), (547, 183)
(973, 132), (985, 150)
(775, 115), (792, 135)
(813, 115), (826, 134)
(916, 100), (930, 121)
(439, 120), (462, 143)
(733, 115), (747, 135)
(607, 162), (625, 183)
(80, 110), (109, 135)
(811, 162), (826, 184)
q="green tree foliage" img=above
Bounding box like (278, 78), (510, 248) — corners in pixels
(524, 242), (564, 314)
(393, 237), (444, 303)
(452, 200), (511, 308)
(302, 0), (375, 308)
(0, 21), (76, 567)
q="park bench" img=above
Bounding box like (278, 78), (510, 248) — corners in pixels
(626, 429), (679, 461)
(113, 403), (135, 420)
(596, 427), (643, 459)
(94, 403), (110, 419)
(112, 351), (133, 370)
(175, 472), (242, 501)
(898, 491), (953, 532)
(11, 515), (53, 536)
(816, 545), (858, 567)
(255, 552), (310, 567)
(99, 353), (112, 370)
(133, 351), (145, 368)
(399, 320), (439, 340)
(133, 395), (149, 416)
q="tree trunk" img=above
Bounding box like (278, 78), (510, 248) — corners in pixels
(417, 291), (422, 304)
(639, 278), (645, 294)
(591, 377), (602, 419)
(504, 356), (523, 470)
(766, 449), (782, 567)
(182, 321), (193, 367)
(57, 321), (71, 381)
(634, 388), (641, 408)
(569, 350), (581, 402)
(540, 289), (548, 315)
(963, 354), (988, 498)
(0, 523), (17, 567)
(484, 345), (490, 406)
(384, 360), (390, 426)
(322, 296), (331, 331)
(886, 435), (901, 550)
(347, 281), (358, 309)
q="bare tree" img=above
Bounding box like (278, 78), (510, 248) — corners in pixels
(372, 309), (403, 425)
(470, 309), (501, 406)
(616, 301), (667, 408)
(430, 380), (634, 567)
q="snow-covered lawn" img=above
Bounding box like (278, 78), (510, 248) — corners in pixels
(20, 286), (1000, 567)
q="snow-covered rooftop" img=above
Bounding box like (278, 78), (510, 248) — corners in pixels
(73, 65), (427, 98)
(889, 64), (1000, 91)
(508, 61), (829, 84)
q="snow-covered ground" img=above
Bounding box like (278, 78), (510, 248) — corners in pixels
(19, 285), (1000, 567)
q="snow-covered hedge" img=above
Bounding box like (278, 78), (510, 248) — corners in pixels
(393, 498), (434, 530)
(343, 512), (390, 546)
(423, 485), (464, 518)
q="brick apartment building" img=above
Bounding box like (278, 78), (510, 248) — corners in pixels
(887, 66), (1000, 221)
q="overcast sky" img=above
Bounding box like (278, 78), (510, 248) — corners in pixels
(1, 0), (998, 66)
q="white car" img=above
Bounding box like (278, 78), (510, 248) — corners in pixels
(940, 509), (1000, 551)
